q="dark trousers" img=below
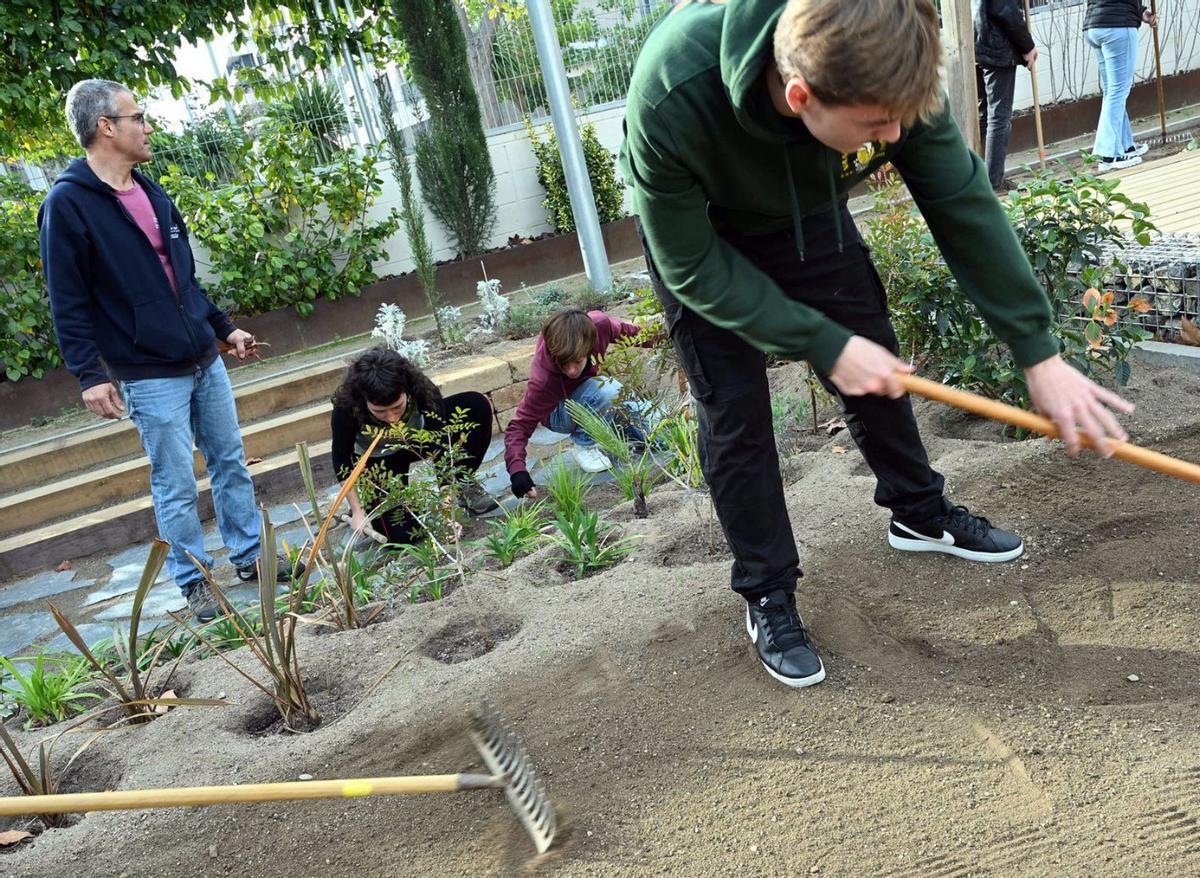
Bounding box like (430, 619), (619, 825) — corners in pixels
(638, 210), (945, 601)
(373, 391), (494, 545)
(976, 64), (1018, 190)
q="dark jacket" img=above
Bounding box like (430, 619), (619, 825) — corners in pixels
(37, 159), (236, 391)
(973, 0), (1036, 68)
(619, 0), (1057, 376)
(1083, 0), (1147, 30)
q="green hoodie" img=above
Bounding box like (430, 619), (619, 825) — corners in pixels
(619, 0), (1058, 374)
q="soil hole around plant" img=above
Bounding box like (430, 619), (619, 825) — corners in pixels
(421, 616), (521, 665)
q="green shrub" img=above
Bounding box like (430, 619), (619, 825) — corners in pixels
(550, 508), (636, 580)
(864, 166), (1153, 412)
(162, 124), (399, 318)
(0, 174), (61, 381)
(526, 116), (625, 234)
(479, 501), (549, 567)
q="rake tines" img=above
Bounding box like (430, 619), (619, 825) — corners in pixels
(471, 699), (557, 854)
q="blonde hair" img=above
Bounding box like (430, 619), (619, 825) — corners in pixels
(774, 0), (944, 125)
(542, 308), (597, 367)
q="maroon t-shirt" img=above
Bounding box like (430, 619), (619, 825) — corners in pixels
(113, 180), (179, 296)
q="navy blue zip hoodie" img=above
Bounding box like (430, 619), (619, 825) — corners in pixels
(37, 158), (237, 391)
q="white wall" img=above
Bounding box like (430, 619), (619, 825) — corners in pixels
(364, 102), (630, 279)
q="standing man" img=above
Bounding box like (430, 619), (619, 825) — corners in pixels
(39, 79), (297, 622)
(621, 0), (1132, 689)
(973, 0), (1039, 193)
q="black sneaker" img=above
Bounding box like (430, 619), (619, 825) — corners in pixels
(745, 590), (826, 689)
(185, 581), (222, 623)
(457, 480), (500, 516)
(236, 553), (306, 583)
(889, 502), (1023, 562)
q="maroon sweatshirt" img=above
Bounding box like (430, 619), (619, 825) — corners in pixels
(504, 310), (642, 475)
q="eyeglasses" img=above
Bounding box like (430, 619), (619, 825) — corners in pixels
(103, 113), (148, 126)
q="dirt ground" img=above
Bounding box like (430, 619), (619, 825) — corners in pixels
(3, 360), (1200, 877)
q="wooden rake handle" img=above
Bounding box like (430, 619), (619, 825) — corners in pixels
(898, 373), (1200, 486)
(0, 773), (503, 816)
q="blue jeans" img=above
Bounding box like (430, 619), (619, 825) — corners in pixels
(121, 358), (260, 593)
(1085, 27), (1138, 159)
(546, 376), (659, 449)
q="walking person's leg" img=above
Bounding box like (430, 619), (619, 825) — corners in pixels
(1115, 27), (1139, 153)
(1087, 28), (1137, 163)
(980, 65), (1017, 190)
(121, 374), (214, 604)
(190, 358), (266, 578)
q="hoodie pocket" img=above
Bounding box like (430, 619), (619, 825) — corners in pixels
(132, 298), (193, 362)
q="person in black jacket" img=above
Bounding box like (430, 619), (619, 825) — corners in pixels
(1083, 0), (1158, 171)
(973, 0), (1038, 192)
(38, 79), (299, 623)
(330, 347), (499, 548)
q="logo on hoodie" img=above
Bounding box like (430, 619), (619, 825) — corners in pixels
(839, 140), (887, 178)
(169, 224), (180, 240)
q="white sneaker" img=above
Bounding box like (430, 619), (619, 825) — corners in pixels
(1097, 153), (1142, 173)
(573, 445), (612, 473)
(1126, 142), (1150, 157)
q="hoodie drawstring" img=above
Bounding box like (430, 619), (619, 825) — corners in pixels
(783, 153), (805, 261)
(785, 149), (846, 261)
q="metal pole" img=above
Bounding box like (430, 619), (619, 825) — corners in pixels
(526, 0), (612, 291)
(326, 0), (378, 146)
(204, 40), (240, 127)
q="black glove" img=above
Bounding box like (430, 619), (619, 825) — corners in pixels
(510, 470), (535, 498)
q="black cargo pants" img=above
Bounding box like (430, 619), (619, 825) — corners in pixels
(638, 207), (946, 601)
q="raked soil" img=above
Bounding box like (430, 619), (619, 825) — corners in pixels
(3, 360), (1199, 877)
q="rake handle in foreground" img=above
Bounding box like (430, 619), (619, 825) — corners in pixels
(898, 373), (1200, 486)
(0, 773), (503, 816)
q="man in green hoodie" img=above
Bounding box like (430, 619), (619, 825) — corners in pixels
(621, 0), (1133, 689)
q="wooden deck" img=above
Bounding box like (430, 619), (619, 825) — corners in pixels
(1111, 148), (1200, 234)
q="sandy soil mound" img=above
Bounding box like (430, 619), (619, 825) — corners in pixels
(3, 362), (1199, 877)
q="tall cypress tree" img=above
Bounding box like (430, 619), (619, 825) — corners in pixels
(392, 0), (498, 259)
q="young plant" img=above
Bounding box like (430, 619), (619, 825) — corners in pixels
(655, 406), (705, 491)
(398, 539), (455, 602)
(296, 441), (385, 630)
(0, 724), (69, 828)
(550, 508), (637, 580)
(0, 653), (100, 729)
(567, 399), (661, 518)
(479, 500), (548, 566)
(543, 453), (594, 521)
(49, 540), (209, 724)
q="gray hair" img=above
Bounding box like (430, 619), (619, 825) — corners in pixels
(64, 79), (130, 149)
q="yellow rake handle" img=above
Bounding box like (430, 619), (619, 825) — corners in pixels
(0, 773), (503, 816)
(899, 373), (1200, 486)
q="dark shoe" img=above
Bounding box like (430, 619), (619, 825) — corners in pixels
(992, 177), (1018, 195)
(889, 502), (1023, 562)
(236, 553), (306, 583)
(185, 581), (222, 623)
(457, 480), (500, 516)
(745, 590), (826, 689)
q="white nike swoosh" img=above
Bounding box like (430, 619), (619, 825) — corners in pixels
(894, 521), (956, 546)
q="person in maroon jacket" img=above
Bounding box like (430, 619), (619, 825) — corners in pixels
(506, 308), (646, 498)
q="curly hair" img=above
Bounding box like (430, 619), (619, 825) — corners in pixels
(331, 347), (443, 424)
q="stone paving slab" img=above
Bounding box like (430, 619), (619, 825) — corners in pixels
(0, 569), (86, 611)
(43, 622), (113, 654)
(94, 584), (187, 622)
(1, 612), (62, 657)
(83, 562), (171, 607)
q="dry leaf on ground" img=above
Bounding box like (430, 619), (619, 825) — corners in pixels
(55, 559), (72, 572)
(0, 831), (32, 846)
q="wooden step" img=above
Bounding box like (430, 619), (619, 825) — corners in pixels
(0, 358), (349, 495)
(0, 441), (335, 581)
(0, 402), (333, 537)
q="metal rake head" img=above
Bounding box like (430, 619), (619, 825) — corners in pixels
(471, 699), (557, 854)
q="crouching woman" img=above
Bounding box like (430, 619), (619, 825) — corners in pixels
(331, 348), (498, 546)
